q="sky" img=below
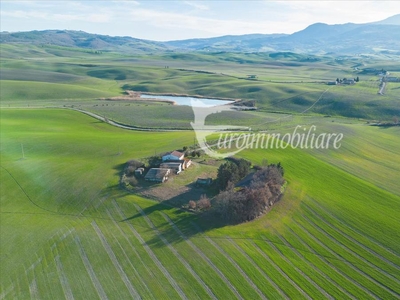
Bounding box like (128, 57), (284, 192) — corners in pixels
(1, 1), (399, 41)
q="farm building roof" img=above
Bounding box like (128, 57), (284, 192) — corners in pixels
(170, 150), (184, 157)
(145, 168), (170, 180)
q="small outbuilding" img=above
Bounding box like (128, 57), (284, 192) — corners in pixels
(134, 168), (145, 176)
(145, 168), (171, 183)
(160, 162), (182, 174)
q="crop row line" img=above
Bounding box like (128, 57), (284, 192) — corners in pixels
(265, 237), (332, 299)
(74, 235), (108, 300)
(227, 238), (289, 299)
(91, 221), (141, 299)
(293, 219), (380, 299)
(28, 278), (39, 300)
(308, 198), (400, 259)
(302, 214), (400, 296)
(134, 204), (217, 300)
(105, 208), (155, 299)
(250, 241), (312, 300)
(54, 254), (75, 300)
(204, 235), (268, 300)
(160, 212), (244, 300)
(303, 202), (400, 273)
(0, 283), (14, 300)
(112, 200), (187, 300)
(273, 229), (355, 299)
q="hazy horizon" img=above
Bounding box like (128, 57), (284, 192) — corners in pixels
(1, 1), (399, 41)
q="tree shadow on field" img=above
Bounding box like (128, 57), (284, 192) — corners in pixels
(120, 200), (227, 249)
(112, 162), (228, 248)
(113, 162), (125, 175)
(119, 187), (227, 248)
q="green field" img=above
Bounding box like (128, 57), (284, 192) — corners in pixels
(1, 44), (400, 120)
(1, 43), (400, 299)
(1, 108), (399, 299)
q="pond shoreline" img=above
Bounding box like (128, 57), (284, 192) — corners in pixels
(100, 90), (241, 106)
(135, 91), (241, 102)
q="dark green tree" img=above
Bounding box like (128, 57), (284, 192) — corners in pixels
(217, 161), (240, 191)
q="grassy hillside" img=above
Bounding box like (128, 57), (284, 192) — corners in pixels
(1, 43), (400, 299)
(1, 109), (399, 299)
(1, 43), (400, 120)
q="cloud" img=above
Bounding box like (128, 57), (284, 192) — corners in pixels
(1, 0), (398, 40)
(128, 7), (299, 40)
(271, 1), (400, 25)
(1, 9), (112, 23)
(183, 1), (209, 11)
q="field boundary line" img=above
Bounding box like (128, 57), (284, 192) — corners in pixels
(0, 165), (56, 214)
(113, 201), (187, 300)
(70, 108), (186, 132)
(134, 205), (217, 300)
(91, 221), (142, 299)
(74, 235), (108, 300)
(160, 212), (244, 300)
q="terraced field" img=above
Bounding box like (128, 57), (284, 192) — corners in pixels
(1, 109), (399, 299)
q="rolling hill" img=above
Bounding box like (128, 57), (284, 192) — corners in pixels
(1, 14), (400, 54)
(0, 30), (169, 53)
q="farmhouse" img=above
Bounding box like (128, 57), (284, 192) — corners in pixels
(160, 162), (182, 174)
(145, 168), (171, 183)
(327, 81), (337, 85)
(162, 150), (184, 162)
(162, 151), (192, 169)
(342, 79), (355, 85)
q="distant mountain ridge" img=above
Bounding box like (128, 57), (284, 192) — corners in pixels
(372, 13), (400, 25)
(0, 30), (169, 53)
(1, 14), (400, 55)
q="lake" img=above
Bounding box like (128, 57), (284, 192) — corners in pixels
(140, 94), (234, 107)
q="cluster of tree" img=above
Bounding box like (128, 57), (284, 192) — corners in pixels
(182, 146), (203, 158)
(211, 164), (285, 224)
(120, 159), (144, 187)
(336, 77), (359, 83)
(147, 155), (162, 168)
(188, 195), (211, 211)
(125, 160), (144, 173)
(233, 100), (256, 107)
(216, 158), (252, 191)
